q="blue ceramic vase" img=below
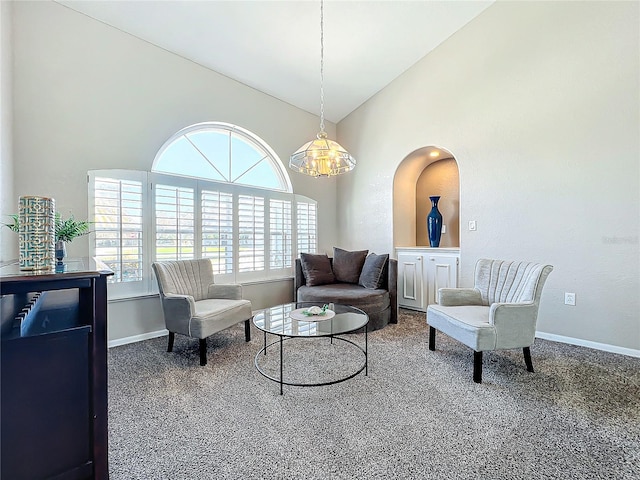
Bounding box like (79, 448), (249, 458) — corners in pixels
(427, 196), (443, 247)
(55, 240), (66, 265)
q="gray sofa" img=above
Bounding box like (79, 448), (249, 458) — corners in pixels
(294, 254), (397, 331)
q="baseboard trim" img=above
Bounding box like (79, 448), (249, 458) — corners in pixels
(536, 331), (640, 358)
(108, 327), (640, 358)
(108, 329), (168, 348)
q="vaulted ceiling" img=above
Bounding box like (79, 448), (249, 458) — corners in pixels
(57, 1), (493, 123)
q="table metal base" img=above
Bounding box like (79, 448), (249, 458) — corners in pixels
(254, 329), (368, 395)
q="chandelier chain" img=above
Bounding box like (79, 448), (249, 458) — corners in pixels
(288, 0), (355, 177)
(319, 0), (325, 134)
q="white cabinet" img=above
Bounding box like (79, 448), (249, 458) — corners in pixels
(396, 247), (459, 312)
(397, 252), (425, 310)
(425, 253), (458, 306)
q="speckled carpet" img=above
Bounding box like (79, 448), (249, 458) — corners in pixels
(107, 309), (640, 479)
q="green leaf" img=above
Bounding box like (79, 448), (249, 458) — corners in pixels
(54, 213), (91, 242)
(2, 214), (19, 233)
(3, 212), (91, 242)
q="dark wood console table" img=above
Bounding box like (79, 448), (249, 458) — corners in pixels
(1, 258), (113, 480)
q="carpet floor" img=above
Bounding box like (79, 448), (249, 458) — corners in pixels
(108, 309), (640, 479)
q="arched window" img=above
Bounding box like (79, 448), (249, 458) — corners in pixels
(153, 122), (292, 192)
(89, 123), (316, 298)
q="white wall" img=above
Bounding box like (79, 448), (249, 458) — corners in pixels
(9, 1), (339, 342)
(0, 0), (16, 262)
(338, 1), (640, 351)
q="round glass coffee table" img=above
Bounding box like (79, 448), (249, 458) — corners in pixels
(253, 302), (369, 395)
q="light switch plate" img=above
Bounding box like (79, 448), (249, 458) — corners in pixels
(564, 292), (576, 306)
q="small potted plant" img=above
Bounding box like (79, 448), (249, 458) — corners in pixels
(3, 212), (90, 264)
(54, 213), (91, 264)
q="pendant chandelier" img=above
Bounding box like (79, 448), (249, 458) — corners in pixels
(289, 0), (356, 178)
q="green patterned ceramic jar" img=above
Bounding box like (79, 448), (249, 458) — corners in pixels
(19, 195), (56, 271)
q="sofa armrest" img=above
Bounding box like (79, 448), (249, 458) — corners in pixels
(294, 258), (306, 294)
(437, 288), (482, 306)
(388, 258), (398, 324)
(208, 283), (242, 300)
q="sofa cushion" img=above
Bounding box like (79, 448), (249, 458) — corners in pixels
(359, 253), (389, 289)
(300, 253), (335, 286)
(332, 247), (368, 284)
(297, 284), (389, 314)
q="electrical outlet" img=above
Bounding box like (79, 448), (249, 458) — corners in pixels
(564, 292), (576, 306)
(442, 225), (447, 234)
(468, 220), (477, 231)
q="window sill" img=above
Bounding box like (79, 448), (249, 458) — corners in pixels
(108, 293), (159, 303)
(241, 276), (294, 286)
(107, 276), (294, 303)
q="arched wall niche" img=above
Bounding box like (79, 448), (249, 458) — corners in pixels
(392, 145), (460, 249)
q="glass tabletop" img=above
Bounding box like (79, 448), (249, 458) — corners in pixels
(253, 302), (368, 337)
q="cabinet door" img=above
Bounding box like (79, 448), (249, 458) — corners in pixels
(398, 253), (425, 310)
(426, 255), (459, 305)
(1, 328), (91, 480)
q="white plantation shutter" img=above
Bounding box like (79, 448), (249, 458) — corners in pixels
(269, 199), (292, 269)
(155, 184), (195, 261)
(238, 194), (265, 272)
(89, 170), (149, 297)
(201, 189), (234, 274)
(296, 200), (317, 254)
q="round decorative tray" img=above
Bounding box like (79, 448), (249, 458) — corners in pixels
(289, 307), (336, 322)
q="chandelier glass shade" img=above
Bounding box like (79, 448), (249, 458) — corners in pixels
(289, 132), (356, 177)
(289, 0), (356, 178)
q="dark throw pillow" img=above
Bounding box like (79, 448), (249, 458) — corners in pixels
(359, 253), (389, 289)
(300, 253), (335, 286)
(332, 247), (369, 284)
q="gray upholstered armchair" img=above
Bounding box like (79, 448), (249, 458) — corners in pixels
(152, 259), (253, 366)
(427, 259), (553, 383)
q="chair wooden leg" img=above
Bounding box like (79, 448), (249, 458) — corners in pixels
(244, 319), (251, 342)
(199, 339), (207, 366)
(523, 346), (534, 373)
(473, 351), (483, 383)
(429, 326), (436, 351)
(167, 332), (175, 352)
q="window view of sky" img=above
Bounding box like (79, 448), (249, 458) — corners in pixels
(154, 128), (285, 191)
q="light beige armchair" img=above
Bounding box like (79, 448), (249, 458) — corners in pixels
(427, 259), (553, 383)
(152, 259), (253, 366)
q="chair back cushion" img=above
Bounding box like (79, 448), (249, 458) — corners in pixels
(152, 259), (215, 301)
(474, 259), (553, 306)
